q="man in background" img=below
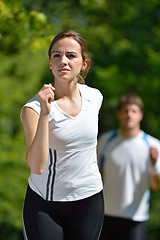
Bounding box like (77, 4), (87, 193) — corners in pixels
(98, 94), (160, 240)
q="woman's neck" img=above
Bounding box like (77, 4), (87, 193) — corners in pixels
(54, 81), (79, 100)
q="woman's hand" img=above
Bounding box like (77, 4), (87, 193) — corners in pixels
(38, 84), (55, 116)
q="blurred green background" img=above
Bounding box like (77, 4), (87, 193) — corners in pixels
(0, 0), (160, 239)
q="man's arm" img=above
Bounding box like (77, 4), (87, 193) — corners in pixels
(149, 147), (160, 190)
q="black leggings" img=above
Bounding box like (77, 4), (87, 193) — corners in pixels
(100, 215), (147, 240)
(23, 185), (104, 240)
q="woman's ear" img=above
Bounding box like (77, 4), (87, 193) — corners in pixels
(48, 59), (52, 70)
(81, 59), (88, 71)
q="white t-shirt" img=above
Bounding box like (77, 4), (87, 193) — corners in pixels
(98, 130), (160, 221)
(21, 83), (103, 201)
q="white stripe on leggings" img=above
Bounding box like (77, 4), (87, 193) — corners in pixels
(22, 208), (28, 240)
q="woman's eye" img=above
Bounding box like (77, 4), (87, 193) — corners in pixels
(53, 53), (60, 58)
(67, 54), (76, 59)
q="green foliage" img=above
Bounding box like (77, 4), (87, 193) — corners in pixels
(0, 0), (52, 54)
(0, 0), (160, 239)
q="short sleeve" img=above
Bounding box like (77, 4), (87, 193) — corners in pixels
(20, 94), (40, 121)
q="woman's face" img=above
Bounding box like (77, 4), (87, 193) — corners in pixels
(49, 37), (88, 83)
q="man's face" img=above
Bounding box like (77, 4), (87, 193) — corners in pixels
(117, 104), (143, 130)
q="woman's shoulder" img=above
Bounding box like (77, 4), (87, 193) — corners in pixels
(78, 83), (103, 98)
(21, 94), (40, 115)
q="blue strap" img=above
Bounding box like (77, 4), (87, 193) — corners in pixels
(142, 132), (149, 145)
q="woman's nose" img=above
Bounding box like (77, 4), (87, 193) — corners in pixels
(59, 55), (67, 65)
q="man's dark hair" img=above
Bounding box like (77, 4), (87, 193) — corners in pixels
(116, 94), (144, 112)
